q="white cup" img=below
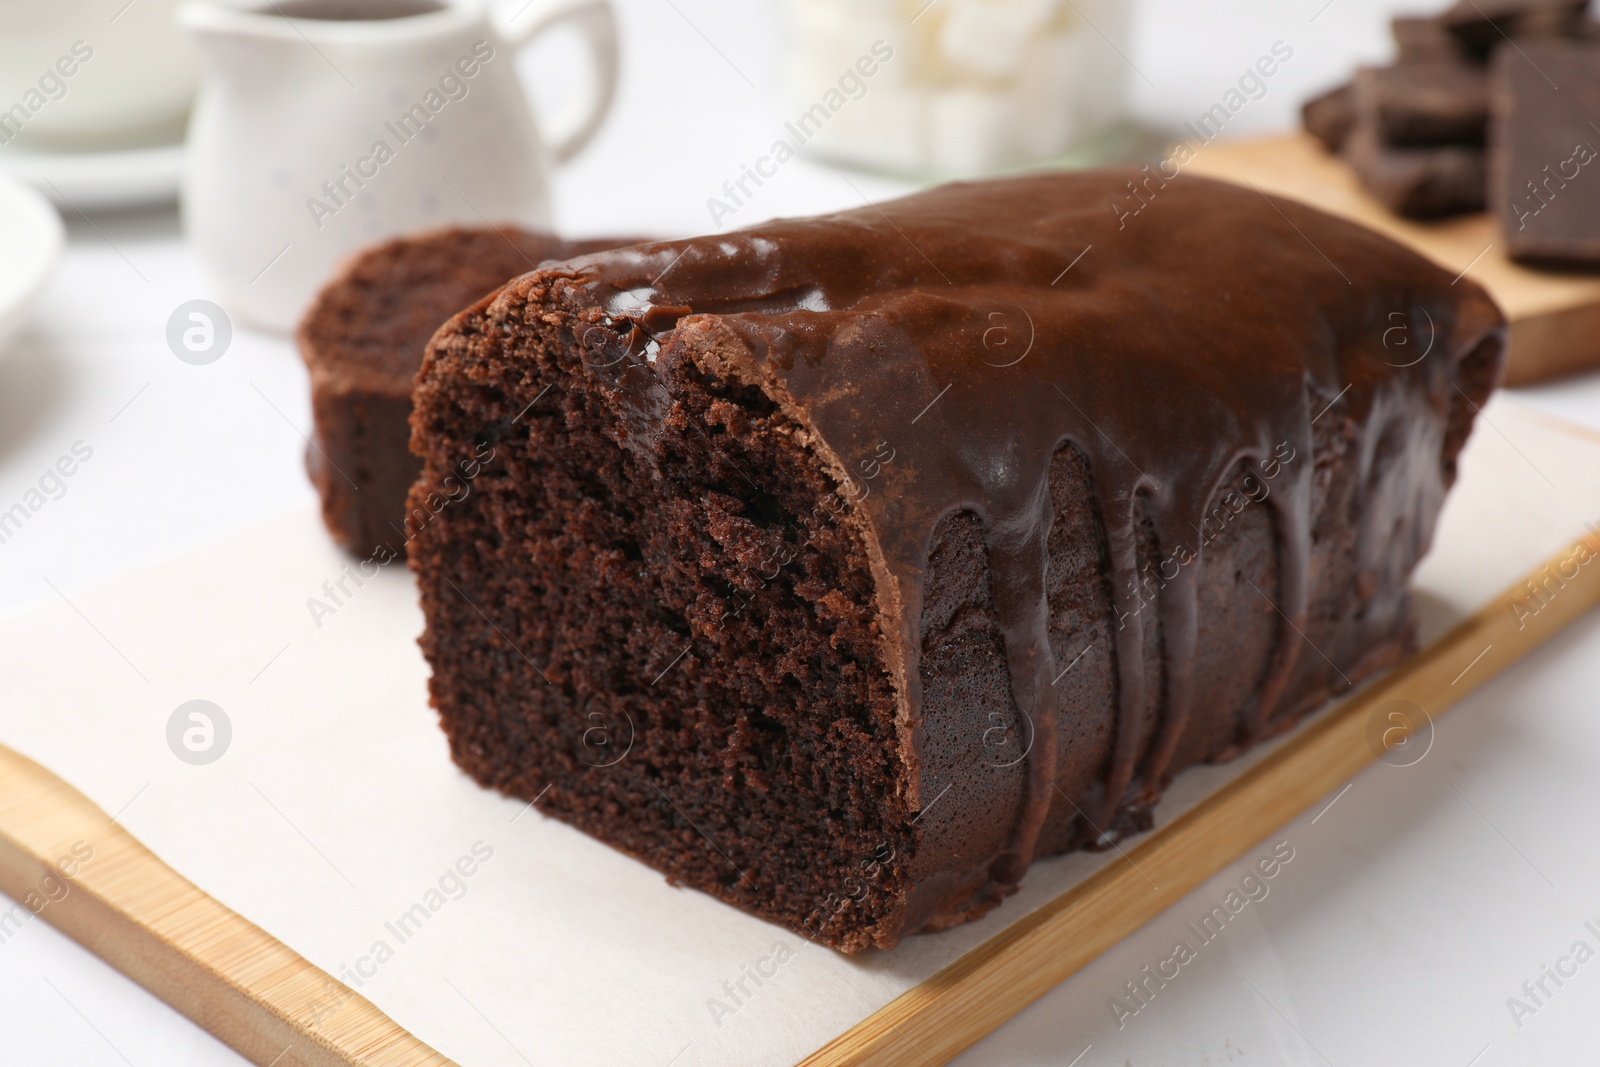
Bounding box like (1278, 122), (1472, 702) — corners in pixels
(0, 0), (201, 151)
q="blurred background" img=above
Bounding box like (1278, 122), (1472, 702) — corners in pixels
(3, 0), (1599, 1063)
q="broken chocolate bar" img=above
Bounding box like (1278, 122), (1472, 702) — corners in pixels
(1355, 62), (1489, 146)
(1302, 82), (1357, 152)
(1343, 119), (1488, 218)
(1442, 0), (1590, 57)
(1491, 39), (1600, 266)
(1392, 14), (1472, 62)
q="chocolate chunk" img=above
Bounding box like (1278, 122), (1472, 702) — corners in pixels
(1354, 62), (1490, 145)
(1392, 14), (1472, 62)
(1442, 0), (1590, 57)
(1343, 119), (1488, 217)
(1302, 82), (1357, 151)
(1491, 40), (1600, 266)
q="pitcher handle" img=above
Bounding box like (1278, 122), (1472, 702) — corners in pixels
(496, 0), (620, 165)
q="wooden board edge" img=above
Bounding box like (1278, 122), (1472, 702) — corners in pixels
(801, 528), (1600, 1067)
(1505, 302), (1600, 387)
(0, 748), (456, 1067)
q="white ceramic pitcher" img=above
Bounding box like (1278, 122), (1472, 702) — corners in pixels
(178, 0), (619, 331)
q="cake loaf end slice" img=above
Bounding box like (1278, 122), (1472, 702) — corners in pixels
(298, 228), (632, 559)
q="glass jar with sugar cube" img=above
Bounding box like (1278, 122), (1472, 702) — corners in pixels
(780, 0), (1132, 177)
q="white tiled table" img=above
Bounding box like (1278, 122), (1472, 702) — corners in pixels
(7, 0), (1600, 1063)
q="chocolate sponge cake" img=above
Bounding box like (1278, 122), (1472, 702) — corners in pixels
(407, 172), (1505, 952)
(298, 228), (629, 558)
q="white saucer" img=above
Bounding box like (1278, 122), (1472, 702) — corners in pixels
(0, 171), (64, 357)
(0, 141), (184, 213)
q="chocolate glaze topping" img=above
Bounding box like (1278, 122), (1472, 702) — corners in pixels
(516, 171), (1504, 930)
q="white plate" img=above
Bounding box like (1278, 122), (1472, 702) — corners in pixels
(0, 170), (64, 358)
(0, 141), (184, 213)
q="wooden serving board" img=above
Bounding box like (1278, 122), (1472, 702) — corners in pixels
(1186, 132), (1600, 386)
(2, 398), (1600, 1067)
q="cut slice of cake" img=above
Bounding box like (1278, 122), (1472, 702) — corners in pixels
(297, 228), (633, 559)
(407, 172), (1504, 952)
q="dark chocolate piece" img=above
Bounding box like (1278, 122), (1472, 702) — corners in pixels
(298, 228), (632, 558)
(1491, 39), (1600, 266)
(407, 171), (1505, 952)
(1302, 82), (1357, 151)
(1343, 119), (1488, 217)
(1442, 0), (1590, 56)
(1392, 14), (1473, 62)
(1355, 62), (1490, 145)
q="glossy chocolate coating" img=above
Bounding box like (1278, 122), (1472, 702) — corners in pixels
(489, 171), (1505, 934)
